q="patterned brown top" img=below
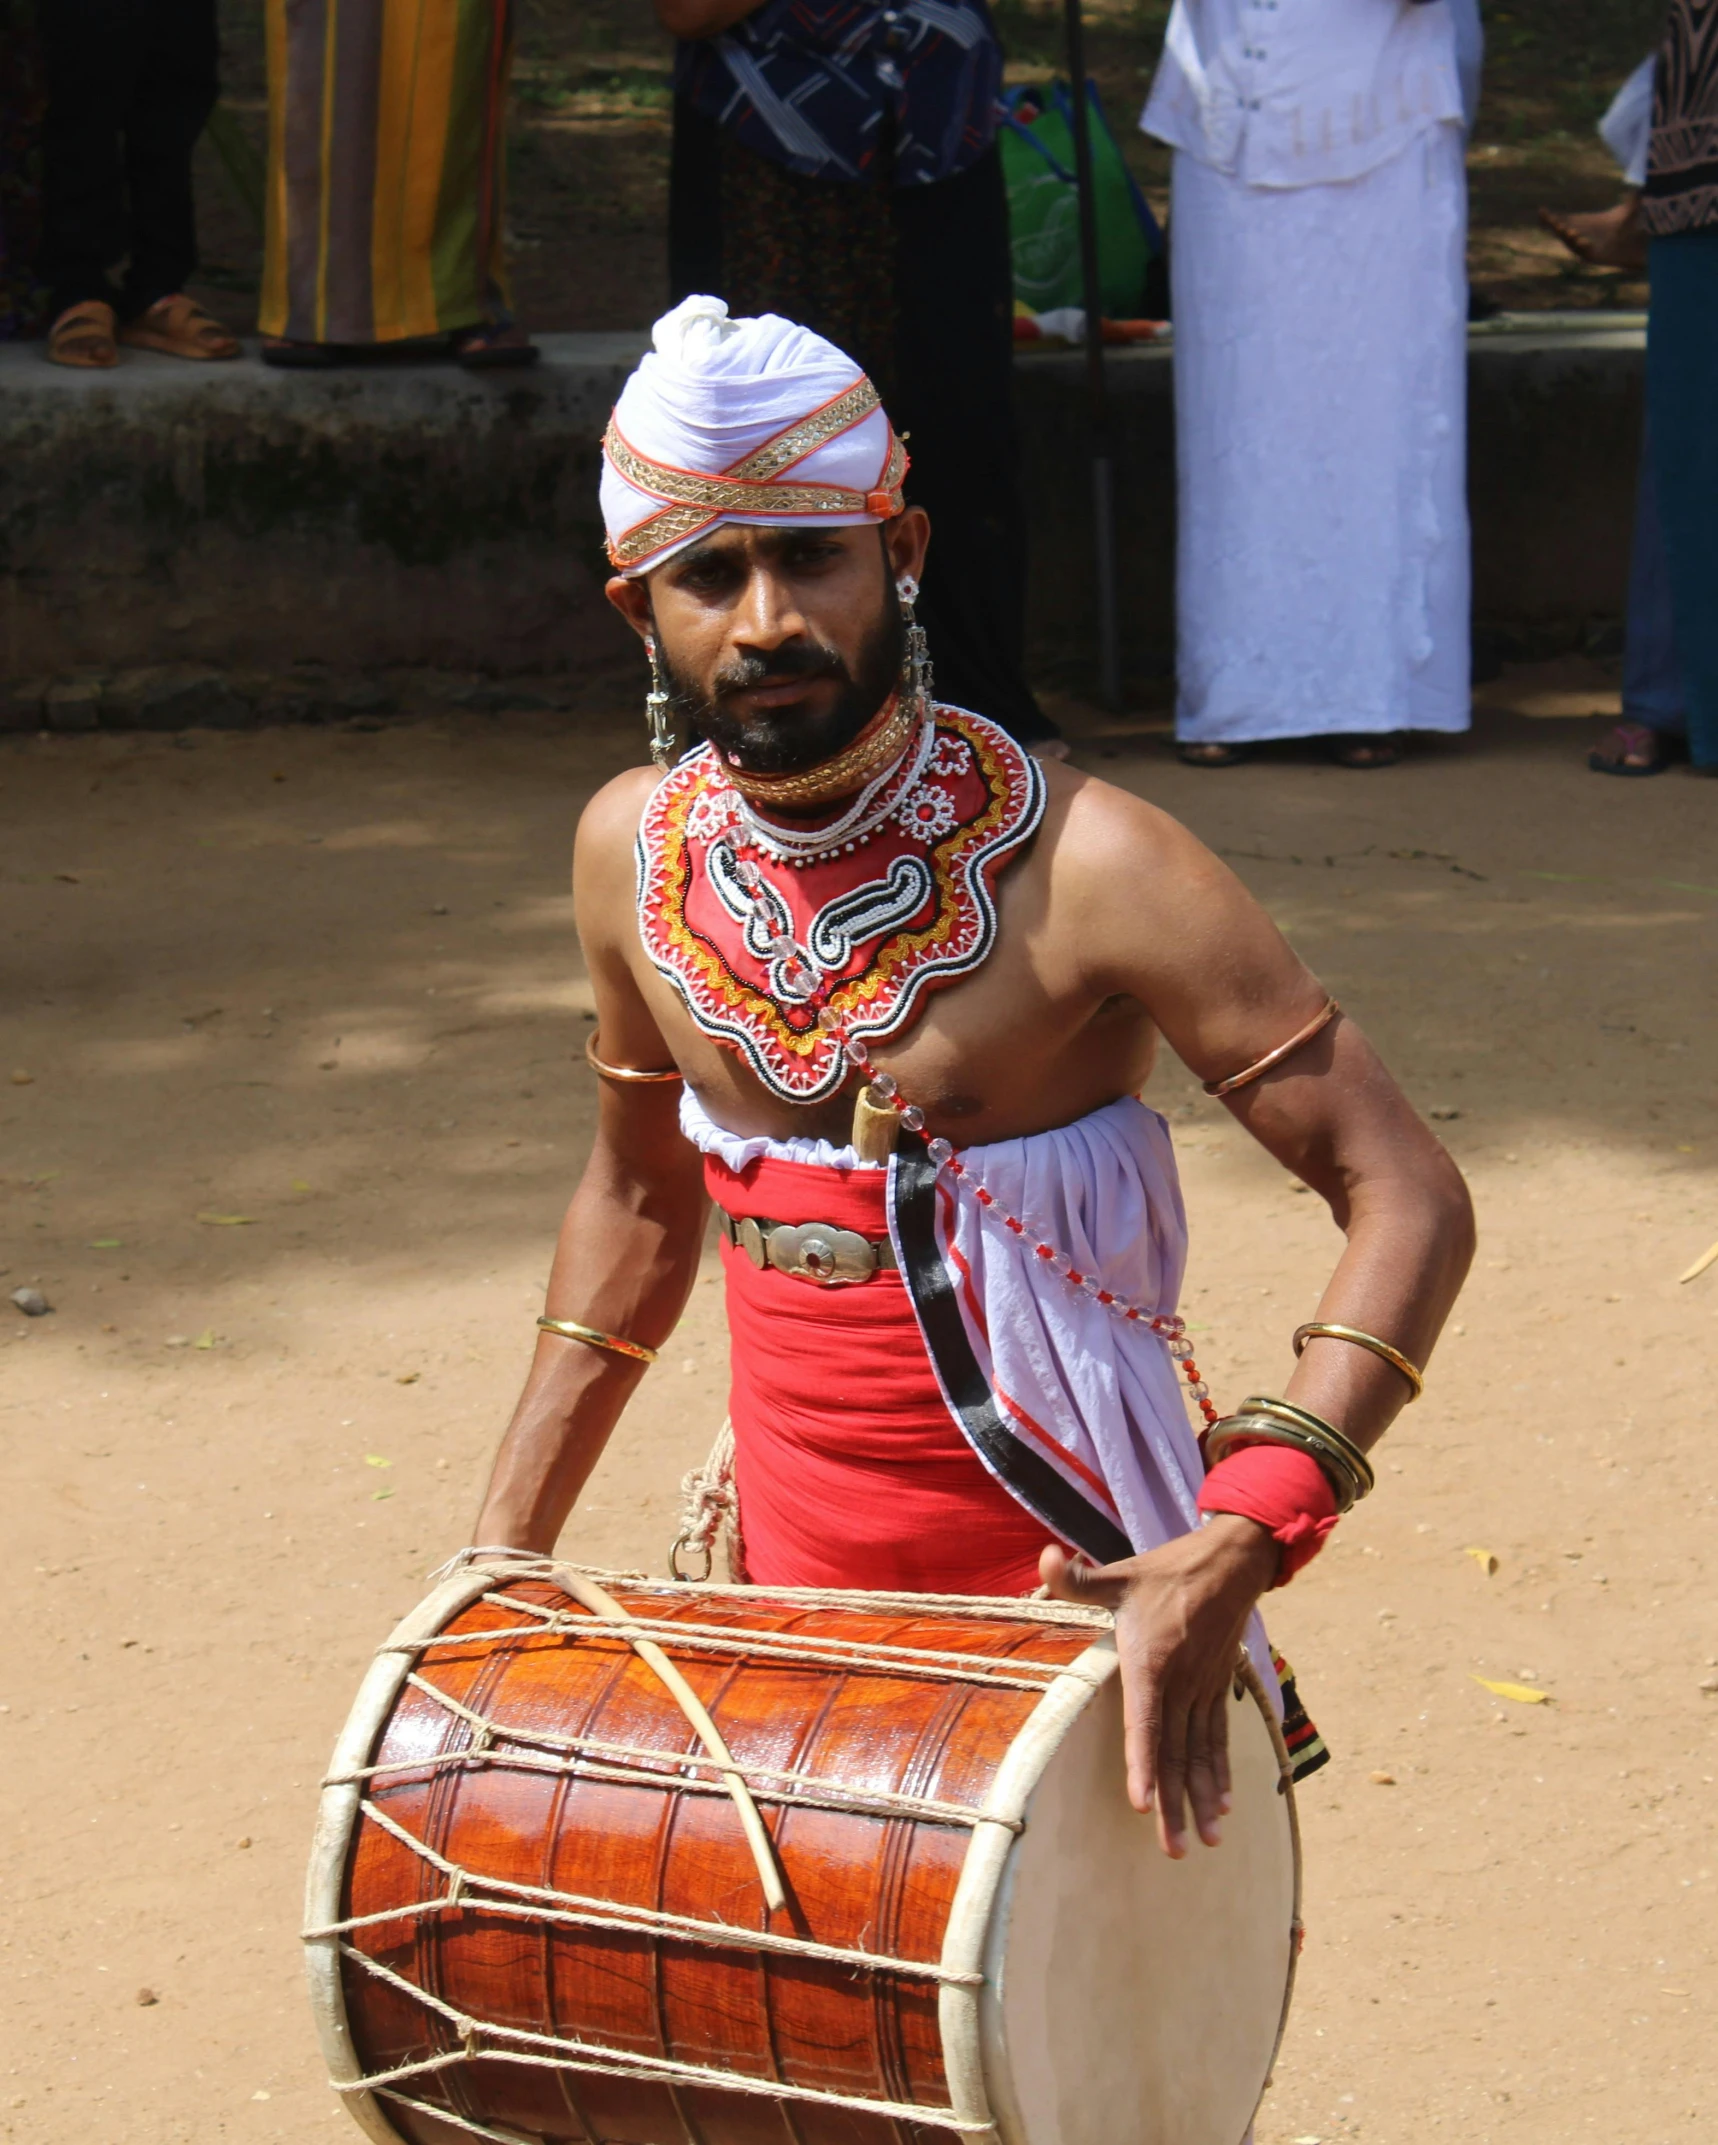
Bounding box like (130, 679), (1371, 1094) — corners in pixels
(1645, 0), (1718, 234)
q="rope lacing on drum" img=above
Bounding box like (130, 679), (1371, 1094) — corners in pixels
(306, 1792), (987, 1985)
(327, 1942), (999, 2135)
(322, 1668), (1023, 1831)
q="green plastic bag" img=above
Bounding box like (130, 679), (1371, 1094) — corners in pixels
(999, 81), (1161, 320)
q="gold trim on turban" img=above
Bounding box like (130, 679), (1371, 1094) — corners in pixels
(604, 374), (909, 572)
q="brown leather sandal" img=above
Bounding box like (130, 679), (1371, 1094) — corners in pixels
(118, 294), (240, 361)
(48, 299), (120, 369)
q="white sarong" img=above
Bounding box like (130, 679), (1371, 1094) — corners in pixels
(1166, 120), (1472, 745)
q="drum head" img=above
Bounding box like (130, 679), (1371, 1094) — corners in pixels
(981, 1675), (1298, 2145)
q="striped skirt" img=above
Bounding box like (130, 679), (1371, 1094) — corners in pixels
(260, 0), (513, 345)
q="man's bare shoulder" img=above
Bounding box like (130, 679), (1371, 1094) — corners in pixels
(1029, 758), (1295, 1011)
(1037, 758), (1228, 889)
(575, 763), (662, 865)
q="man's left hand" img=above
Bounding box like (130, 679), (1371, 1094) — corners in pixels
(1041, 1515), (1280, 1858)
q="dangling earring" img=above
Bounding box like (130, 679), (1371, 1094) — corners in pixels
(644, 637), (676, 769)
(895, 574), (934, 716)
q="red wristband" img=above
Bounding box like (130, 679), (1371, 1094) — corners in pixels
(1196, 1442), (1339, 1586)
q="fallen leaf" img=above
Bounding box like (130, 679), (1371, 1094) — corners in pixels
(1464, 1546), (1499, 1576)
(364, 1454), (393, 1469)
(1471, 1675), (1549, 1705)
(196, 1212), (257, 1227)
(54, 871), (80, 884)
(1678, 1238), (1718, 1285)
(10, 1069), (33, 1085)
(371, 1487), (394, 1502)
(136, 1987), (158, 2007)
(290, 1179), (312, 1193)
(1369, 1770), (1396, 1786)
(236, 1836), (252, 1849)
(193, 1329), (220, 1350)
(395, 1372), (420, 1385)
(89, 1239), (122, 1250)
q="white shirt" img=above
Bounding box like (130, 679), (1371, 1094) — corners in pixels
(1140, 0), (1463, 188)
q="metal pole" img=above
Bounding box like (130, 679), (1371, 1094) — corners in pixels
(1061, 0), (1122, 710)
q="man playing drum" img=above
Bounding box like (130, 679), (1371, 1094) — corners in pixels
(468, 294), (1475, 1860)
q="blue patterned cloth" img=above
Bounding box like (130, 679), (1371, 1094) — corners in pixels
(674, 0), (1002, 188)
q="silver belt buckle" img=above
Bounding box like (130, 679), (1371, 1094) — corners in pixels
(764, 1221), (878, 1287)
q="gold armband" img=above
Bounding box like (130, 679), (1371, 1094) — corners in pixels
(1292, 1322), (1424, 1401)
(584, 1033), (682, 1084)
(536, 1316), (658, 1366)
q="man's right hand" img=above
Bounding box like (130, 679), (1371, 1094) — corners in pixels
(1040, 1515), (1279, 1860)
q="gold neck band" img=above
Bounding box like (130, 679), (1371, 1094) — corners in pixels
(720, 692), (918, 812)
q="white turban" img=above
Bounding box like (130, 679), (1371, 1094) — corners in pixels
(600, 295), (908, 577)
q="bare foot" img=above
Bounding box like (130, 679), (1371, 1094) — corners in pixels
(1538, 194), (1646, 273)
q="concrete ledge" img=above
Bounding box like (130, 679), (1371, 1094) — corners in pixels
(0, 316), (1643, 701)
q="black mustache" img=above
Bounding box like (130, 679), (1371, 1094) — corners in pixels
(712, 644), (848, 694)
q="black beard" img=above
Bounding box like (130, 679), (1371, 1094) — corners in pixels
(657, 600), (906, 777)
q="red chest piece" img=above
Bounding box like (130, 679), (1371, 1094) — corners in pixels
(636, 705), (1045, 1103)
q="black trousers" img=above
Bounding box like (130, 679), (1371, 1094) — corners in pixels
(670, 101), (1055, 745)
(37, 0), (218, 321)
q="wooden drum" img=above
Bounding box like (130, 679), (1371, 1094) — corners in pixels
(306, 1563), (1301, 2145)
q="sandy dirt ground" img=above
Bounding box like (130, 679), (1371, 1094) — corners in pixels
(3, 688), (1716, 2145)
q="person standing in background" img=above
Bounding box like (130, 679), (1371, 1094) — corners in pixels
(1143, 0), (1471, 769)
(36, 0), (238, 367)
(659, 0), (1063, 753)
(0, 0), (47, 339)
(1539, 53), (1696, 778)
(259, 0), (534, 369)
(1632, 0), (1718, 777)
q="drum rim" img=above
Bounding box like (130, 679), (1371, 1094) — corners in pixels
(938, 1634), (1121, 2145)
(304, 1567), (497, 2145)
(953, 1649), (1303, 2145)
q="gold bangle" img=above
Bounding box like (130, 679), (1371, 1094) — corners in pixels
(1292, 1322), (1424, 1401)
(584, 1032), (683, 1084)
(1206, 1416), (1367, 1514)
(1206, 1394), (1377, 1513)
(1243, 1398), (1372, 1501)
(536, 1316), (658, 1365)
(1203, 999), (1339, 1098)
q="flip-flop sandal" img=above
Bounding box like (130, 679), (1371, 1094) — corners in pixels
(1176, 740), (1251, 768)
(119, 294), (239, 361)
(1587, 721), (1682, 776)
(1328, 732), (1405, 769)
(48, 299), (119, 369)
(449, 320), (540, 371)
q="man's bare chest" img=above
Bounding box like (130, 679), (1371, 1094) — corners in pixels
(633, 933), (1157, 1149)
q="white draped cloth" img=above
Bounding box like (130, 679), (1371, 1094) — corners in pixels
(679, 1085), (1282, 1718)
(1601, 56), (1657, 189)
(1143, 0), (1471, 747)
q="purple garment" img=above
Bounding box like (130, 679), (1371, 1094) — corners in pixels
(674, 0), (1002, 187)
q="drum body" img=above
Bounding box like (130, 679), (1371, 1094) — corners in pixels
(307, 1567), (1300, 2145)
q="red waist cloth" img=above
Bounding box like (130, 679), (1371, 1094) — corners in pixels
(706, 1151), (1055, 1596)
